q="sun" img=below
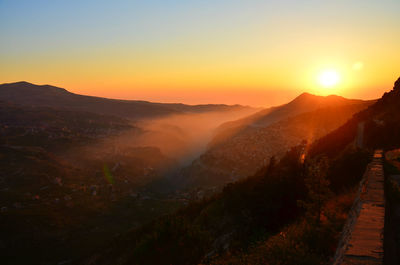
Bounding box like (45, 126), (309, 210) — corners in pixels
(318, 70), (340, 88)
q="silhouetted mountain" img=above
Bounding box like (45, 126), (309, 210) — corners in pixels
(80, 78), (400, 265)
(180, 93), (374, 187)
(4, 77), (399, 265)
(252, 92), (365, 127)
(0, 81), (254, 120)
(210, 93), (371, 147)
(310, 76), (400, 156)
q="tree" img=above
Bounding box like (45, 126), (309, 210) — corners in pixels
(298, 157), (332, 226)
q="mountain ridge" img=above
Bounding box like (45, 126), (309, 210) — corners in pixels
(0, 81), (256, 120)
(79, 77), (400, 265)
(179, 93), (375, 188)
(209, 92), (375, 148)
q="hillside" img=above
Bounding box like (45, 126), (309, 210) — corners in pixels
(0, 82), (255, 120)
(0, 102), (185, 265)
(79, 77), (400, 265)
(310, 77), (400, 156)
(179, 94), (374, 188)
(209, 93), (369, 148)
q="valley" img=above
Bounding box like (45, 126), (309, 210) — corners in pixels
(1, 1), (399, 264)
(0, 79), (398, 265)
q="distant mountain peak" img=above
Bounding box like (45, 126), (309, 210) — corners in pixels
(3, 81), (43, 87)
(291, 92), (317, 102)
(290, 92), (357, 108)
(0, 81), (256, 120)
(295, 92), (344, 100)
(298, 92), (313, 97)
(0, 81), (68, 92)
(326, 94), (345, 98)
(10, 81), (32, 86)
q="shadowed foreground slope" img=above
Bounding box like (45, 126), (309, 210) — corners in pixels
(81, 78), (400, 265)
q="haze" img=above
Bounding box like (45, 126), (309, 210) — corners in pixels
(1, 0), (400, 106)
(1, 0), (400, 262)
(101, 109), (258, 167)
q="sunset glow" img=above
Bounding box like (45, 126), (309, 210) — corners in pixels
(1, 1), (400, 263)
(1, 0), (400, 106)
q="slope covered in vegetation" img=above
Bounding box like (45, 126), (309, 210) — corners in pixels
(83, 77), (400, 265)
(4, 77), (399, 265)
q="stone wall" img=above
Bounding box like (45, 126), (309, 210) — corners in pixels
(333, 150), (384, 265)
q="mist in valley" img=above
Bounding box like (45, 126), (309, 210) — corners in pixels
(107, 108), (257, 165)
(56, 107), (258, 194)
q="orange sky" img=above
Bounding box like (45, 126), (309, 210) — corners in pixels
(1, 1), (400, 107)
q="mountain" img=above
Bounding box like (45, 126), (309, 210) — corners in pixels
(179, 93), (374, 187)
(0, 101), (185, 265)
(80, 78), (400, 265)
(0, 100), (178, 202)
(0, 81), (255, 120)
(310, 77), (400, 156)
(1, 79), (393, 265)
(209, 93), (370, 147)
(0, 82), (260, 265)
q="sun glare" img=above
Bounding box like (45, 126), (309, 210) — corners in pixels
(318, 70), (340, 88)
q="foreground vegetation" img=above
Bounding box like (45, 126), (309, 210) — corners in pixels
(83, 78), (400, 265)
(83, 147), (370, 265)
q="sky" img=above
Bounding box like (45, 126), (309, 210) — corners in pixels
(1, 0), (400, 106)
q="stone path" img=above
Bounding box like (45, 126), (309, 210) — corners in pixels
(342, 150), (385, 265)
